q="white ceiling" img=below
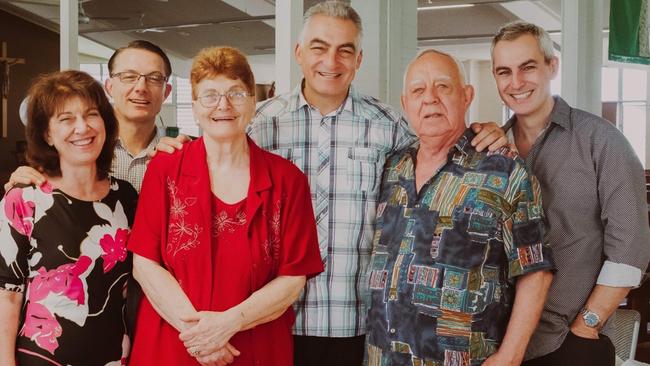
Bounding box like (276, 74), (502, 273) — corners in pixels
(0, 0), (609, 65)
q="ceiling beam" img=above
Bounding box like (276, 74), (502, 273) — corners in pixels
(79, 14), (275, 34)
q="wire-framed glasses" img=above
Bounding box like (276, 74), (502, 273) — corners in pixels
(197, 91), (252, 107)
(111, 71), (168, 86)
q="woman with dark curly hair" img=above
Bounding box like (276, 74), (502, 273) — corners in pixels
(0, 70), (137, 366)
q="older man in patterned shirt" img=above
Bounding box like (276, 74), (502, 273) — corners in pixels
(366, 49), (555, 366)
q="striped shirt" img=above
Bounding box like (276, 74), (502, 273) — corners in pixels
(111, 129), (162, 193)
(504, 97), (650, 359)
(249, 84), (416, 337)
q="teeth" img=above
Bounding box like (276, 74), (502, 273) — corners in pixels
(511, 91), (533, 100)
(71, 138), (93, 146)
(129, 99), (150, 104)
(319, 72), (340, 78)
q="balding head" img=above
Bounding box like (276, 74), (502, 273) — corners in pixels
(401, 50), (474, 144)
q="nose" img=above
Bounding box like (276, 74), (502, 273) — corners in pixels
(323, 49), (338, 68)
(216, 93), (232, 110)
(423, 87), (440, 104)
(133, 74), (148, 90)
(73, 115), (90, 133)
(511, 71), (524, 89)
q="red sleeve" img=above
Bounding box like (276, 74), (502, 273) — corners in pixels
(127, 157), (166, 264)
(277, 169), (324, 279)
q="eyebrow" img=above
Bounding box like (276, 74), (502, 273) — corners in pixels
(309, 38), (357, 52)
(494, 59), (538, 73)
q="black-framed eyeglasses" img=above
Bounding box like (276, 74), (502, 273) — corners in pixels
(110, 71), (168, 86)
(197, 91), (252, 107)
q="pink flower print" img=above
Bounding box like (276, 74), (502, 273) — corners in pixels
(3, 187), (35, 237)
(100, 228), (129, 273)
(30, 256), (92, 305)
(21, 302), (62, 354)
(39, 181), (54, 194)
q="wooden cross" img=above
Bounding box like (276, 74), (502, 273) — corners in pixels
(0, 41), (26, 138)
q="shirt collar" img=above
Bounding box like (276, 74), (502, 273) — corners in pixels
(181, 136), (272, 194)
(503, 95), (571, 132)
(290, 79), (355, 116)
(115, 127), (162, 157)
(404, 128), (475, 171)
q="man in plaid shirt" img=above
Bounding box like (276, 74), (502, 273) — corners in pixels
(248, 2), (508, 365)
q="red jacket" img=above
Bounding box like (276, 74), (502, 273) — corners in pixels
(128, 136), (323, 365)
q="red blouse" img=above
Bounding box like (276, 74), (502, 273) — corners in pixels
(127, 137), (323, 366)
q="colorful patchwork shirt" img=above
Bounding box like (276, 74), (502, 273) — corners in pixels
(366, 129), (555, 366)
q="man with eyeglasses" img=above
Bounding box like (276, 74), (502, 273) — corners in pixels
(5, 40), (172, 192)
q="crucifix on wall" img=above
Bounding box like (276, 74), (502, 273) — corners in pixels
(0, 41), (26, 138)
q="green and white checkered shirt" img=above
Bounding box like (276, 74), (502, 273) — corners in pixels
(249, 84), (416, 337)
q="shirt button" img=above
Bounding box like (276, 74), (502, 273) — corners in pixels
(389, 294), (396, 300)
(390, 328), (396, 334)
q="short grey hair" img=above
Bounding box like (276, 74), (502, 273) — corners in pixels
(491, 21), (555, 62)
(403, 49), (468, 94)
(299, 1), (363, 47)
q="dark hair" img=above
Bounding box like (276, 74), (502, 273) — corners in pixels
(25, 70), (118, 180)
(190, 46), (255, 99)
(108, 40), (172, 76)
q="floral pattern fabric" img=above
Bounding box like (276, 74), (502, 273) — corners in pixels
(0, 178), (137, 366)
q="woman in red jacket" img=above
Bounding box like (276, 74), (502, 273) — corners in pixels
(127, 46), (323, 366)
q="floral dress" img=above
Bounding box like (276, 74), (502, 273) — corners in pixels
(0, 178), (137, 366)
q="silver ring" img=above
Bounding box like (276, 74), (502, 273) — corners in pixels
(191, 348), (200, 356)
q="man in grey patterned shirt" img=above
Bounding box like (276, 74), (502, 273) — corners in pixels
(491, 21), (650, 366)
(5, 40), (172, 193)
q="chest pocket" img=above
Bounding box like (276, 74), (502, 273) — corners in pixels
(347, 147), (380, 193)
(269, 148), (304, 171)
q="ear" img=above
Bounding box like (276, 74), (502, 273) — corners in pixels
(295, 42), (303, 65)
(400, 93), (407, 113)
(463, 85), (475, 110)
(191, 100), (199, 124)
(163, 83), (172, 100)
(549, 56), (559, 79)
(104, 78), (114, 98)
(44, 130), (53, 147)
(355, 49), (363, 70)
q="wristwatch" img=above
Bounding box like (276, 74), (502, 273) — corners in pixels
(580, 307), (601, 329)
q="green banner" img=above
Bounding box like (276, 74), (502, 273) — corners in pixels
(609, 0), (650, 65)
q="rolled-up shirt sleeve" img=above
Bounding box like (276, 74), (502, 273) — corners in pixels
(595, 127), (650, 287)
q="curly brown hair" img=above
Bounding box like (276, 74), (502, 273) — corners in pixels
(25, 70), (118, 179)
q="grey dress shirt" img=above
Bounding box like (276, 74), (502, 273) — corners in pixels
(504, 96), (650, 359)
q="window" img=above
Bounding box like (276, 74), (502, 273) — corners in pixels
(601, 66), (647, 167)
(175, 76), (199, 137)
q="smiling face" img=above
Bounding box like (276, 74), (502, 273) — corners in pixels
(46, 96), (106, 171)
(105, 48), (172, 125)
(295, 14), (362, 111)
(492, 34), (558, 122)
(192, 75), (255, 142)
(401, 52), (474, 143)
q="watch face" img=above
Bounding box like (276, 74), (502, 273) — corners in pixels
(583, 312), (599, 327)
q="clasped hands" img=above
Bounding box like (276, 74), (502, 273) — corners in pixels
(179, 309), (243, 366)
